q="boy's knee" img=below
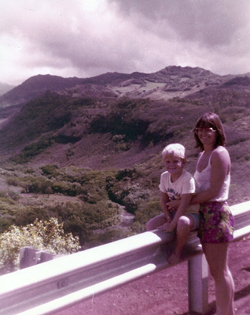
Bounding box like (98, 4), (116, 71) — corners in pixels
(177, 216), (191, 230)
(178, 216), (190, 225)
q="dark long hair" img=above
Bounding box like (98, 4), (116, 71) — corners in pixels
(193, 112), (226, 150)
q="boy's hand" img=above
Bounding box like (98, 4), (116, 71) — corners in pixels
(166, 199), (180, 211)
(158, 222), (175, 232)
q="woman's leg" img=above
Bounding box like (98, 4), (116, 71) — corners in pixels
(168, 215), (194, 264)
(202, 242), (235, 315)
(146, 213), (167, 231)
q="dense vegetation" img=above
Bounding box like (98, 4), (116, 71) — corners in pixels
(1, 79), (250, 271)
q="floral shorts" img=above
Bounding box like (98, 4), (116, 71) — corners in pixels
(198, 201), (235, 243)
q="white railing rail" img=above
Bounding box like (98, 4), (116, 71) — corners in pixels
(0, 201), (250, 315)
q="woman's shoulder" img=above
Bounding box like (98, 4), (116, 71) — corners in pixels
(211, 146), (230, 162)
(213, 145), (229, 155)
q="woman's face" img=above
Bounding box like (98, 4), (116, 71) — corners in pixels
(195, 126), (217, 147)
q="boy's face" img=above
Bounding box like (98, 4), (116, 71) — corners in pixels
(164, 154), (185, 177)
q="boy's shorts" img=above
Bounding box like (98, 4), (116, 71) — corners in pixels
(187, 213), (200, 231)
(170, 212), (200, 231)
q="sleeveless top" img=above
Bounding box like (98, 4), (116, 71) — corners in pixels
(194, 148), (230, 202)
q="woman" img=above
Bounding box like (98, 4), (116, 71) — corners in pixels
(192, 112), (235, 315)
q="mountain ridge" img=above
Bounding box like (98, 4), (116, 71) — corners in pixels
(0, 66), (236, 109)
(0, 65), (250, 173)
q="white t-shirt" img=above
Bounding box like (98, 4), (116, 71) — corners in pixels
(159, 169), (199, 214)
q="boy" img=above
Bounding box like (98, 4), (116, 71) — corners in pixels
(146, 143), (200, 264)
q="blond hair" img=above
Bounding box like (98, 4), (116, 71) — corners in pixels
(162, 143), (186, 161)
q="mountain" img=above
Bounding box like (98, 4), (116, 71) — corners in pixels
(0, 66), (233, 109)
(1, 65), (250, 173)
(0, 75), (85, 108)
(0, 65), (250, 171)
(0, 82), (15, 96)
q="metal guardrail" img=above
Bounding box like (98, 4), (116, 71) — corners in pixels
(0, 201), (250, 315)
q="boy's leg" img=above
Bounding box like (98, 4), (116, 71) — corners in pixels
(168, 214), (195, 264)
(146, 213), (167, 231)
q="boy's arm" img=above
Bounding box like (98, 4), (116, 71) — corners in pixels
(166, 199), (181, 211)
(160, 192), (171, 222)
(168, 193), (192, 231)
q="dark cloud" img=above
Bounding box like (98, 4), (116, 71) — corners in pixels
(111, 0), (250, 46)
(1, 0), (250, 85)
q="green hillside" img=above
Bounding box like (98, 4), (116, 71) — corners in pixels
(0, 78), (250, 250)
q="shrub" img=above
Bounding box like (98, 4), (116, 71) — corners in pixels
(38, 200), (123, 245)
(12, 138), (53, 163)
(28, 178), (52, 194)
(6, 178), (19, 186)
(0, 218), (80, 273)
(115, 167), (139, 181)
(121, 184), (150, 213)
(41, 164), (60, 177)
(51, 181), (82, 196)
(107, 180), (150, 213)
(133, 199), (162, 225)
(14, 207), (51, 227)
(106, 172), (150, 213)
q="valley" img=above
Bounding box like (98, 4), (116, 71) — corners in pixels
(0, 65), (250, 272)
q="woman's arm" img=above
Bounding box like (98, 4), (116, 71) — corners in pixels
(192, 147), (230, 204)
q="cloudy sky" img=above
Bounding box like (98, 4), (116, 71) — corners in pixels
(1, 0), (250, 86)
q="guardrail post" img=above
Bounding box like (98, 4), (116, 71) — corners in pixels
(19, 246), (38, 269)
(188, 253), (208, 314)
(20, 247), (57, 269)
(36, 251), (55, 264)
